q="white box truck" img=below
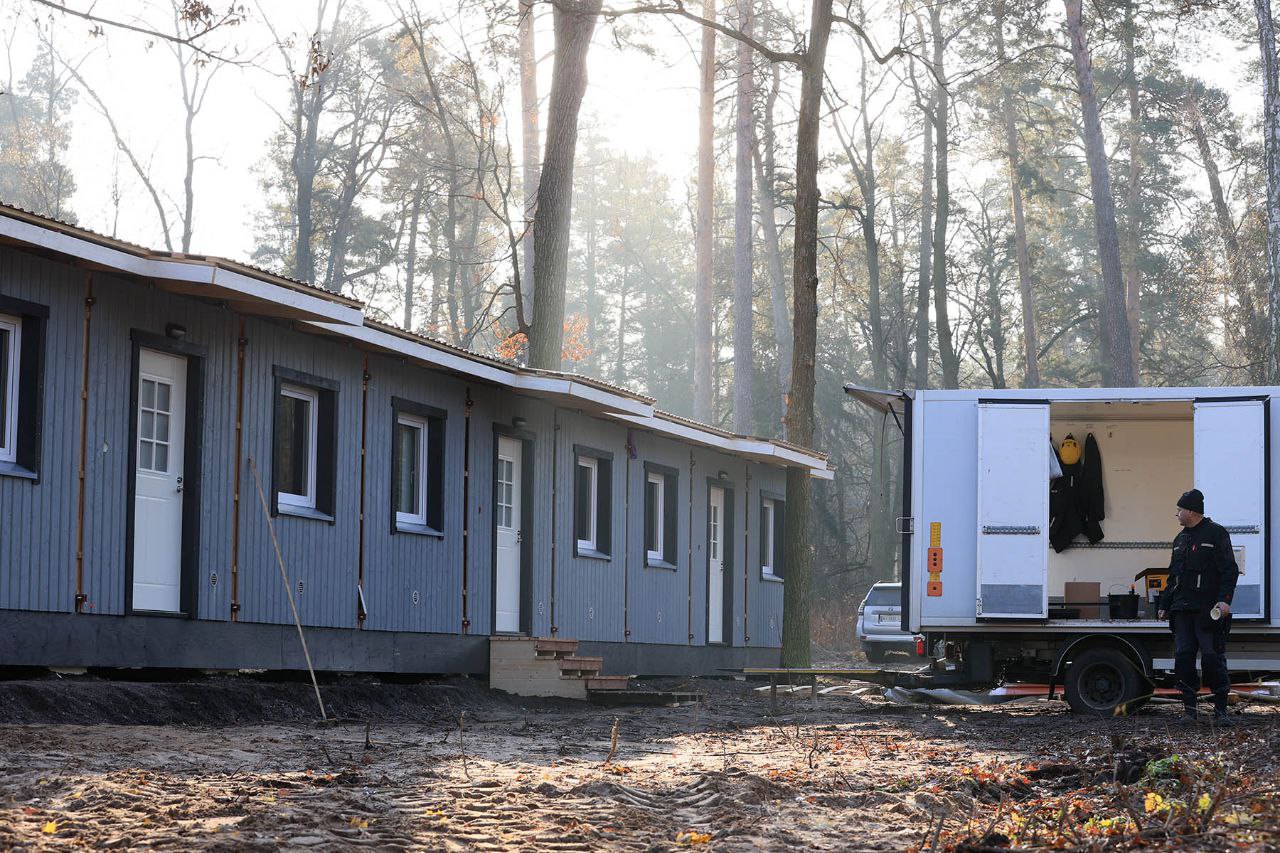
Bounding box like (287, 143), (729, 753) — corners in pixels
(846, 383), (1280, 714)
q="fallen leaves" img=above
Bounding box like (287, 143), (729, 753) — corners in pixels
(41, 821), (57, 834)
(675, 829), (712, 845)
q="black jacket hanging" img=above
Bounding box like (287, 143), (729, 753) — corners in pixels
(1080, 432), (1105, 544)
(1049, 439), (1083, 553)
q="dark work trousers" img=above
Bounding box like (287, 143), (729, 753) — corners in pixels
(1171, 610), (1230, 711)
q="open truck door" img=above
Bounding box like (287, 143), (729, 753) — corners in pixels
(1194, 398), (1268, 620)
(977, 402), (1050, 619)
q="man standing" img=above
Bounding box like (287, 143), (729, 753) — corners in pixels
(1157, 488), (1239, 725)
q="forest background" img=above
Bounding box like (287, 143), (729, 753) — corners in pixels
(4, 0), (1276, 658)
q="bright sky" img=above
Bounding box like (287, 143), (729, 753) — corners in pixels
(0, 0), (1264, 266)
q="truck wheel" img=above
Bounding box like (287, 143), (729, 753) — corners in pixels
(864, 646), (885, 664)
(1064, 647), (1146, 716)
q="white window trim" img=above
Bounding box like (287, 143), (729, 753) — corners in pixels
(576, 455), (598, 552)
(0, 313), (19, 464)
(395, 412), (429, 527)
(761, 498), (777, 578)
(278, 382), (319, 509)
(646, 471), (665, 562)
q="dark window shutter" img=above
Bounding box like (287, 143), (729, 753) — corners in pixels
(760, 503), (768, 569)
(389, 412), (403, 532)
(773, 500), (786, 578)
(271, 383), (286, 513)
(597, 458), (612, 554)
(575, 461), (591, 543)
(316, 389), (337, 516)
(663, 473), (677, 563)
(15, 314), (44, 473)
(426, 415), (445, 529)
(644, 478), (656, 552)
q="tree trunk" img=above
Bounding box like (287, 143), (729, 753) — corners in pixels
(404, 184), (422, 329)
(914, 63), (933, 390)
(780, 0), (833, 670)
(693, 0), (717, 423)
(732, 0), (754, 434)
(857, 36), (887, 389)
(1063, 0), (1137, 386)
(1189, 91), (1263, 381)
(755, 64), (790, 432)
(995, 2), (1040, 387)
(929, 5), (960, 388)
(518, 0), (540, 323)
(1122, 0), (1142, 380)
(1255, 0), (1280, 382)
(527, 0), (602, 370)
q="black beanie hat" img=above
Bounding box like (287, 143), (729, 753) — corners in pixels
(1177, 489), (1204, 514)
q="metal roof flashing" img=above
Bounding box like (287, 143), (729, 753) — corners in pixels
(0, 202), (828, 470)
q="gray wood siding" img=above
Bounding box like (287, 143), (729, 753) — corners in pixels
(553, 411), (627, 642)
(465, 391), (556, 637)
(748, 463), (787, 647)
(624, 432), (691, 645)
(82, 274), (238, 619)
(360, 354), (466, 634)
(236, 318), (363, 629)
(0, 249), (84, 613)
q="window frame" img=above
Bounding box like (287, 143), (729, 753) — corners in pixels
(393, 412), (428, 527)
(575, 455), (599, 553)
(0, 294), (48, 481)
(271, 365), (338, 521)
(761, 498), (776, 577)
(390, 396), (447, 536)
(276, 382), (319, 510)
(573, 445), (613, 559)
(645, 471), (665, 563)
(760, 493), (786, 581)
(0, 312), (19, 465)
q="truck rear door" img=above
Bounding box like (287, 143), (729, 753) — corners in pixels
(1194, 397), (1267, 620)
(977, 401), (1050, 619)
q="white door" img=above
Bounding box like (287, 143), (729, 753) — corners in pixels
(976, 402), (1050, 618)
(708, 486), (726, 643)
(1194, 399), (1266, 619)
(495, 435), (523, 633)
(132, 349), (187, 612)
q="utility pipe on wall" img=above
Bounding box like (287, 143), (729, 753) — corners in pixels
(73, 272), (94, 613)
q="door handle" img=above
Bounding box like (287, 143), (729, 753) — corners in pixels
(516, 529), (523, 543)
(176, 476), (184, 493)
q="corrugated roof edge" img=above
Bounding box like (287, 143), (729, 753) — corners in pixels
(0, 201), (362, 309)
(2, 200), (828, 470)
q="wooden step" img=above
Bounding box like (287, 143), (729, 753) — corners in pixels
(558, 656), (603, 674)
(586, 675), (630, 691)
(534, 637), (579, 657)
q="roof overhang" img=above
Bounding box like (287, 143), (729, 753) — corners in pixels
(609, 412), (833, 480)
(0, 211), (363, 325)
(843, 383), (911, 416)
(308, 320), (654, 417)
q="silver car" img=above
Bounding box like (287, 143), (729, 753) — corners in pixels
(856, 582), (914, 662)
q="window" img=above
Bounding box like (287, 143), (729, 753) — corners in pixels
(0, 313), (19, 464)
(0, 297), (47, 479)
(573, 447), (612, 557)
(575, 456), (598, 551)
(276, 383), (318, 508)
(761, 496), (786, 579)
(391, 398), (446, 534)
(644, 462), (679, 567)
(272, 367), (337, 519)
(394, 414), (426, 525)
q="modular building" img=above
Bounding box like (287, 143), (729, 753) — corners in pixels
(847, 384), (1280, 713)
(0, 203), (830, 678)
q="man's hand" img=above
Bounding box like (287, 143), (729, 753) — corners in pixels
(1158, 609), (1167, 620)
(1215, 601), (1231, 616)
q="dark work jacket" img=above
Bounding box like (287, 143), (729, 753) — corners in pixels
(1080, 433), (1105, 543)
(1157, 517), (1239, 614)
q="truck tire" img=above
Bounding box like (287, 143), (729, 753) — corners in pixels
(1063, 647), (1148, 716)
(864, 646), (885, 664)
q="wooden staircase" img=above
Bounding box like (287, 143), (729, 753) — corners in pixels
(489, 637), (631, 699)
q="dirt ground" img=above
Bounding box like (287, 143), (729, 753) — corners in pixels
(0, 674), (1277, 851)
